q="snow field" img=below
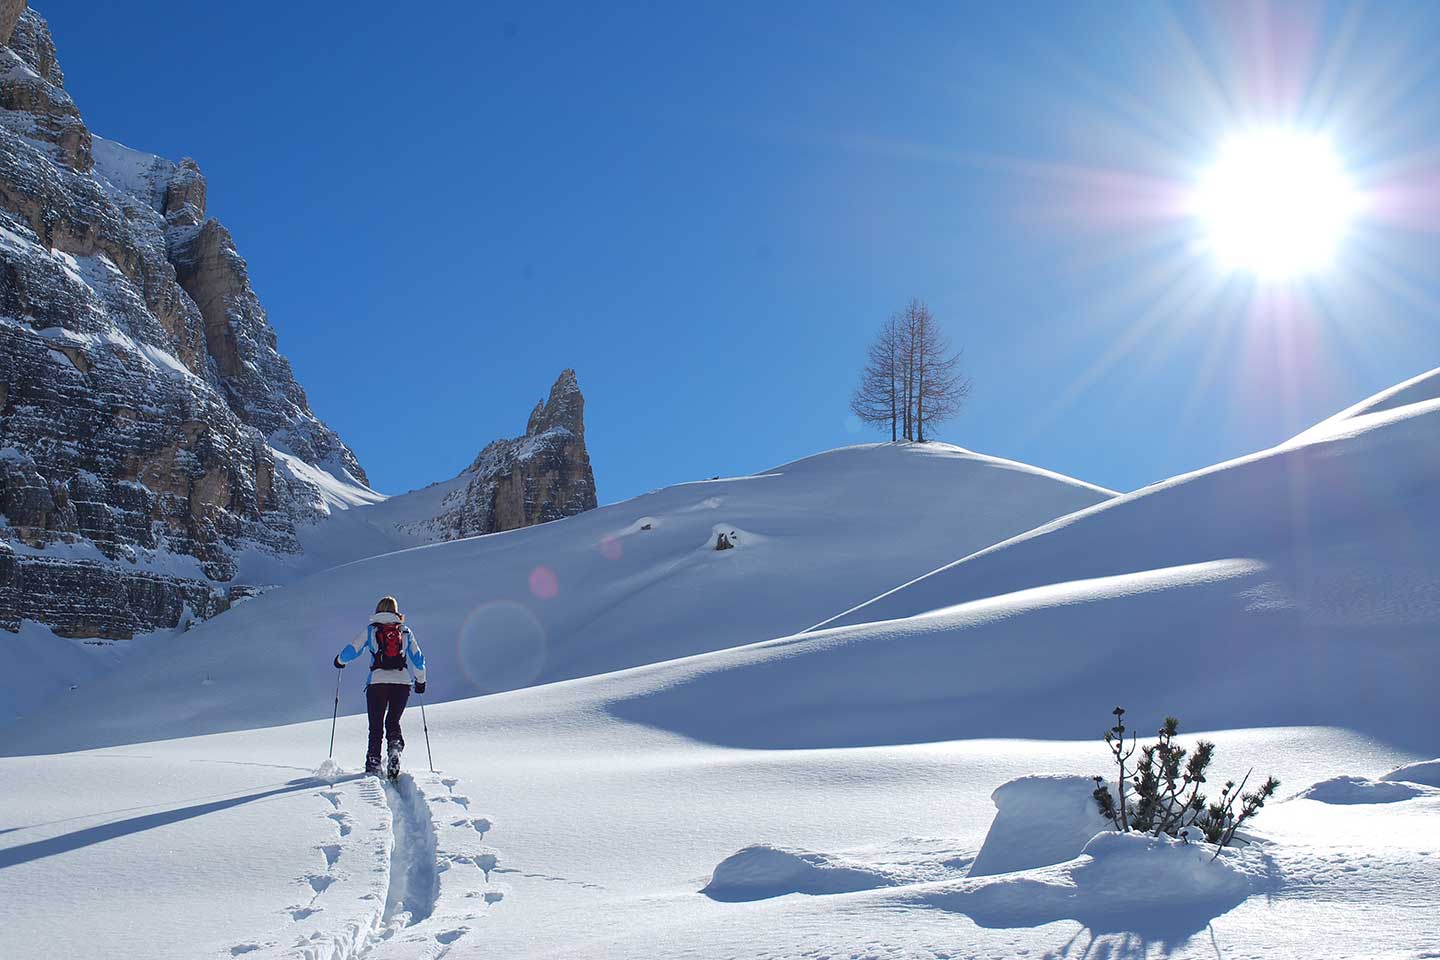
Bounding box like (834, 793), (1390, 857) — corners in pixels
(0, 730), (503, 960)
(6, 371), (1440, 957)
(10, 442), (1113, 754)
(1, 704), (1433, 958)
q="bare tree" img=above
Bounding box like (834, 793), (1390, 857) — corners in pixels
(849, 315), (900, 440)
(910, 299), (971, 442)
(850, 299), (970, 443)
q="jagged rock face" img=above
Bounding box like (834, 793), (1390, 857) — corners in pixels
(0, 4), (368, 638)
(0, 9), (88, 172)
(425, 370), (598, 540)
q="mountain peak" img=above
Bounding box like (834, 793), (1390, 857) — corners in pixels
(525, 368), (586, 438)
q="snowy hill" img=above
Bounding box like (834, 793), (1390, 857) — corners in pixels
(4, 375), (1439, 960)
(5, 442), (1114, 750)
(596, 367), (1440, 753)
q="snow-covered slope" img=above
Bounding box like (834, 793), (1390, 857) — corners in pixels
(5, 442), (1114, 749)
(1289, 365), (1440, 441)
(3, 652), (1433, 959)
(6, 375), (1440, 960)
(596, 369), (1440, 754)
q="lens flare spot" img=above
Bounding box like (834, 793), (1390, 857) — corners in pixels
(599, 536), (623, 561)
(528, 565), (559, 599)
(456, 601), (548, 693)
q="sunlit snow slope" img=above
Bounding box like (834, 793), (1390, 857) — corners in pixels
(603, 368), (1440, 753)
(7, 443), (1112, 753)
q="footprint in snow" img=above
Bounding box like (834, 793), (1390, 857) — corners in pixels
(305, 874), (335, 895)
(320, 843), (341, 868)
(436, 928), (468, 945)
(452, 816), (492, 838)
(327, 812), (352, 837)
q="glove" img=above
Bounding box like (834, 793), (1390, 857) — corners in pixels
(333, 655), (345, 669)
(414, 681), (426, 695)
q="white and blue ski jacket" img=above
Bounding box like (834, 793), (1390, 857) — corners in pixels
(336, 611), (427, 687)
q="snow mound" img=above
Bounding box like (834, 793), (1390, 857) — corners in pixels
(969, 775), (1110, 877)
(1298, 775), (1429, 804)
(701, 845), (894, 901)
(1381, 758), (1440, 787)
(312, 758), (345, 782)
(924, 832), (1251, 938)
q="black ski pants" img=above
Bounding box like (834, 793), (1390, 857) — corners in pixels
(366, 683), (410, 762)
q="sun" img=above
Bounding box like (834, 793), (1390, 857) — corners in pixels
(1195, 131), (1359, 279)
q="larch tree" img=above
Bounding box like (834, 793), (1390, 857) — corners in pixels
(849, 298), (970, 442)
(849, 313), (902, 440)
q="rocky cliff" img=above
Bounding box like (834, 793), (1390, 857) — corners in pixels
(0, 4), (370, 638)
(418, 370), (598, 541)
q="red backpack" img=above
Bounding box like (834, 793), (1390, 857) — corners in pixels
(371, 622), (407, 671)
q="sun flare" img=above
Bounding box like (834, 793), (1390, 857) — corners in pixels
(1196, 131), (1359, 279)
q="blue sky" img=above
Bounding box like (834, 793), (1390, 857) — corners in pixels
(41, 1), (1440, 501)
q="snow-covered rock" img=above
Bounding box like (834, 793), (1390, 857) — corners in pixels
(969, 774), (1110, 877)
(701, 844), (893, 901)
(1299, 775), (1431, 804)
(1381, 758), (1440, 787)
(927, 831), (1252, 937)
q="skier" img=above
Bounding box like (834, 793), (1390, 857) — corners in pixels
(333, 596), (427, 777)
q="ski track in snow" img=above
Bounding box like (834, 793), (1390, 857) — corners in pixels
(227, 770), (503, 960)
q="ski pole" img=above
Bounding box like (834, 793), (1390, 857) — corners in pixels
(407, 661), (435, 772)
(418, 692), (434, 772)
(328, 667), (342, 760)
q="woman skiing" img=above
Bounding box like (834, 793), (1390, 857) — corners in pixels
(333, 596), (427, 777)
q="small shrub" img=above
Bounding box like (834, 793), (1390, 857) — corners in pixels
(1092, 707), (1278, 854)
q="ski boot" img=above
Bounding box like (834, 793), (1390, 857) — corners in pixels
(385, 739), (403, 780)
(364, 755), (382, 776)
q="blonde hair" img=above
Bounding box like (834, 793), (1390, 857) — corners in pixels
(375, 596), (401, 617)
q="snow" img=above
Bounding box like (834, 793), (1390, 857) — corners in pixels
(1297, 776), (1434, 805)
(927, 830), (1253, 940)
(90, 135), (174, 210)
(5, 373), (1440, 958)
(269, 446), (387, 515)
(13, 442), (1113, 752)
(1382, 758), (1440, 787)
(702, 845), (894, 901)
(2, 709), (1432, 959)
(136, 341), (199, 380)
(1290, 366), (1440, 442)
(968, 774), (1110, 877)
(0, 620), (183, 727)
